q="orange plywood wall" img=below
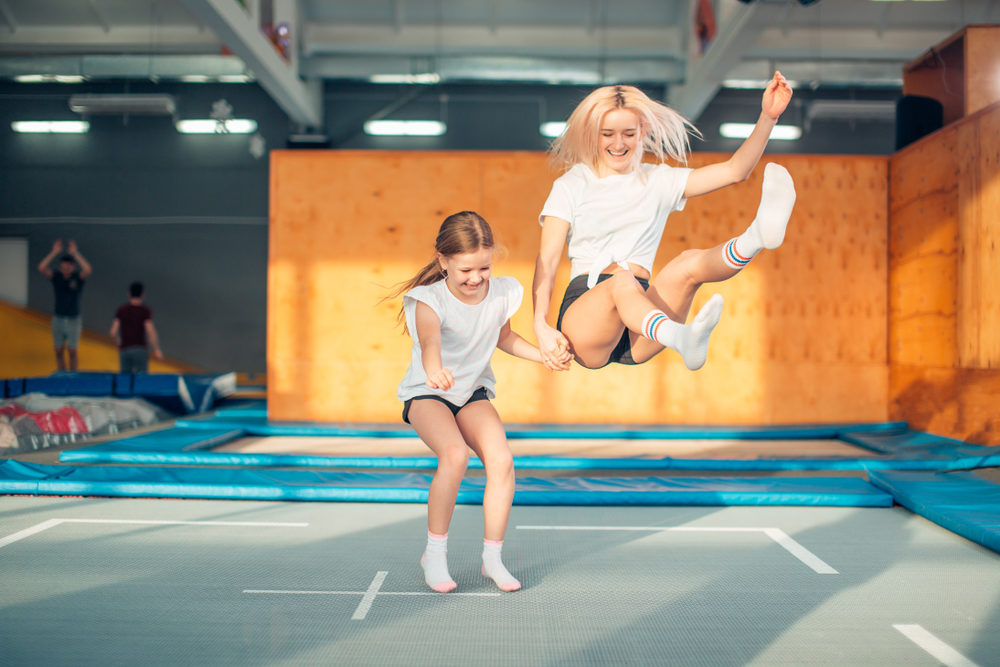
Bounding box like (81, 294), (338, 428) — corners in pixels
(269, 151), (888, 424)
(889, 101), (1000, 444)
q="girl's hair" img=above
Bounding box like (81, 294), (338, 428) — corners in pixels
(548, 85), (701, 172)
(387, 210), (495, 329)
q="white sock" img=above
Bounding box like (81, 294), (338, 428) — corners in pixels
(481, 539), (521, 592)
(640, 294), (724, 371)
(723, 163), (797, 269)
(421, 531), (457, 593)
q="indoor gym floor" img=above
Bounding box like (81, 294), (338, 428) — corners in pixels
(2, 487), (999, 666)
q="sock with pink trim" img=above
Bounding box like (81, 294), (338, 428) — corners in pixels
(421, 531), (457, 593)
(481, 539), (521, 592)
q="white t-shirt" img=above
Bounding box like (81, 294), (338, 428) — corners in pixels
(397, 276), (523, 405)
(539, 162), (692, 287)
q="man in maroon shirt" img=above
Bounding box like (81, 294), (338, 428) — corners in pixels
(110, 281), (162, 373)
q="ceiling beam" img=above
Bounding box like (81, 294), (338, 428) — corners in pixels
(302, 23), (685, 60)
(178, 0), (322, 127)
(668, 1), (783, 121)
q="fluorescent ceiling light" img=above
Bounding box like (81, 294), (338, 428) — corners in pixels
(175, 119), (258, 134)
(16, 74), (86, 84)
(539, 121), (567, 138)
(719, 122), (802, 141)
(369, 73), (441, 85)
(363, 120), (446, 136)
(12, 120), (90, 134)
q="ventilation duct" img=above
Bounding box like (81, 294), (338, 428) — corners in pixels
(68, 94), (177, 116)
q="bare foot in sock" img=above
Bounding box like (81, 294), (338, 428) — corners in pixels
(680, 294), (724, 371)
(753, 163), (796, 250)
(421, 552), (457, 593)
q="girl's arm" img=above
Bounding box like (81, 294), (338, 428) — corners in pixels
(414, 301), (454, 390)
(532, 216), (573, 370)
(683, 71), (793, 198)
(497, 320), (543, 363)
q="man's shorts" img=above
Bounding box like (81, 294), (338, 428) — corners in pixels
(402, 387), (490, 424)
(51, 315), (82, 348)
(556, 273), (651, 367)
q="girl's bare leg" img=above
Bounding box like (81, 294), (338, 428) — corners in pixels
(408, 400), (470, 593)
(456, 400), (521, 591)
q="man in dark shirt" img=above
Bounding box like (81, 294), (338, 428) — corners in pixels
(37, 239), (91, 371)
(110, 281), (162, 373)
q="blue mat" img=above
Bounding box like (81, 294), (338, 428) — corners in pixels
(868, 470), (1000, 554)
(4, 372), (235, 414)
(0, 460), (892, 506)
(60, 419), (1000, 472)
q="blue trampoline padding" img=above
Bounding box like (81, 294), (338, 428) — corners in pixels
(4, 377), (26, 399)
(868, 470), (1000, 554)
(25, 372), (115, 397)
(60, 428), (245, 463)
(174, 415), (908, 440)
(0, 460), (891, 506)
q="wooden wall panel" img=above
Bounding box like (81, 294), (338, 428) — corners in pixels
(889, 101), (1000, 444)
(957, 110), (1000, 368)
(270, 151), (888, 424)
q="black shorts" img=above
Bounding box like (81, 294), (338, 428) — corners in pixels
(556, 273), (651, 368)
(402, 387), (490, 424)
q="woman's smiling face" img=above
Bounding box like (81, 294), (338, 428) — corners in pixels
(597, 108), (641, 176)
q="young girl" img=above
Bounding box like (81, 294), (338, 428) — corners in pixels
(393, 211), (546, 593)
(533, 72), (797, 372)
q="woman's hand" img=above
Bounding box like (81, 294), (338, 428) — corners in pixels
(762, 71), (792, 120)
(535, 323), (573, 371)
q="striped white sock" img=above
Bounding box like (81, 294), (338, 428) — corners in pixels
(722, 163), (796, 270)
(640, 295), (724, 371)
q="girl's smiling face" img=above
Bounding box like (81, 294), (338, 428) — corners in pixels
(597, 108), (641, 176)
(439, 246), (493, 304)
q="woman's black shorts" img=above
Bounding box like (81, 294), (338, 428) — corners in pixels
(556, 273), (651, 367)
(402, 386), (490, 424)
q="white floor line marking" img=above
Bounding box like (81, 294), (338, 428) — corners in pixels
(762, 528), (838, 574)
(0, 519), (63, 550)
(516, 525), (837, 574)
(352, 571), (387, 620)
(244, 570), (502, 622)
(0, 518), (308, 550)
(893, 624), (980, 667)
(244, 590), (501, 597)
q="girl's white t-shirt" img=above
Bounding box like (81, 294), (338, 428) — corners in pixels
(539, 162), (692, 287)
(397, 276), (523, 405)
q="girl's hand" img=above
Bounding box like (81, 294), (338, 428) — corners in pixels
(535, 323), (573, 371)
(425, 368), (455, 390)
(762, 71), (792, 120)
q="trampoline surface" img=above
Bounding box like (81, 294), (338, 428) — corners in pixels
(2, 496), (998, 666)
(215, 435), (875, 460)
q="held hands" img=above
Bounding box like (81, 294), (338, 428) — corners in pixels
(761, 71), (792, 120)
(425, 368), (455, 391)
(535, 323), (573, 371)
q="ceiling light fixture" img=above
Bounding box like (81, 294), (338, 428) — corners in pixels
(12, 120), (90, 134)
(175, 119), (258, 134)
(363, 120), (446, 136)
(719, 122), (802, 140)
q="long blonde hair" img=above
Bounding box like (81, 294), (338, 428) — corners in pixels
(387, 211), (496, 329)
(549, 85), (700, 172)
